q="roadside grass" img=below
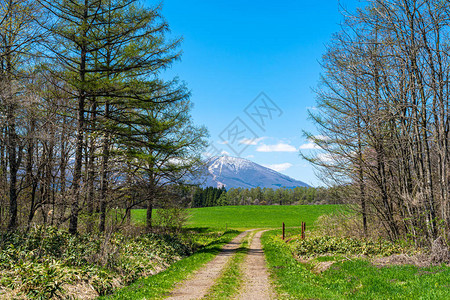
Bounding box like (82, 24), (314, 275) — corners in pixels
(203, 231), (253, 299)
(0, 226), (198, 299)
(132, 204), (345, 230)
(100, 230), (240, 300)
(262, 230), (450, 299)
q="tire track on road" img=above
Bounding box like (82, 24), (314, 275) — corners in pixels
(238, 230), (275, 300)
(167, 230), (250, 300)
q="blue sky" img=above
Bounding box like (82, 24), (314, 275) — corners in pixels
(153, 0), (360, 187)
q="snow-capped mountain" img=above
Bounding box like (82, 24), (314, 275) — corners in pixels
(198, 155), (309, 189)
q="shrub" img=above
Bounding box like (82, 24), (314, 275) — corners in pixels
(154, 207), (189, 233)
(0, 225), (197, 298)
(294, 236), (406, 257)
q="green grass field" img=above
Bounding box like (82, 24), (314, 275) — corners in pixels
(131, 204), (344, 230)
(125, 204), (450, 299)
(261, 230), (450, 299)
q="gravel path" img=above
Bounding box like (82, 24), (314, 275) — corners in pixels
(167, 230), (250, 300)
(167, 229), (275, 300)
(238, 230), (276, 300)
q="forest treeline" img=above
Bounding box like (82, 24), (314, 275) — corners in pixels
(307, 0), (450, 244)
(0, 0), (207, 234)
(191, 186), (342, 208)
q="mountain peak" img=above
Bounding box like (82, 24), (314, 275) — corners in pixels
(209, 155), (252, 170)
(201, 155), (309, 189)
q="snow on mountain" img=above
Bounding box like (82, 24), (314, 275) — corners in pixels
(198, 155), (310, 189)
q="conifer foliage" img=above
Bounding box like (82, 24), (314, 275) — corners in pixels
(0, 0), (207, 233)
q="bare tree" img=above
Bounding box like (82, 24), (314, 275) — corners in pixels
(307, 0), (450, 244)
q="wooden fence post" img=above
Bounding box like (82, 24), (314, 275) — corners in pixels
(301, 222), (306, 240)
(282, 222), (285, 240)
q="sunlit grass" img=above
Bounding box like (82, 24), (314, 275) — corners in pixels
(131, 204), (345, 230)
(261, 230), (450, 299)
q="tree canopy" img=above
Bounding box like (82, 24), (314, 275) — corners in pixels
(0, 0), (207, 233)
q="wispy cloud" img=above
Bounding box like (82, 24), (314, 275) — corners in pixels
(203, 151), (213, 157)
(264, 162), (293, 172)
(299, 142), (320, 150)
(218, 140), (229, 145)
(314, 135), (329, 141)
(203, 149), (230, 157)
(317, 153), (334, 162)
(239, 137), (266, 145)
(168, 157), (183, 165)
(299, 135), (329, 150)
(256, 143), (297, 152)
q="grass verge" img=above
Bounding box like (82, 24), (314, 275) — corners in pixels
(203, 231), (253, 299)
(0, 226), (194, 299)
(132, 204), (345, 230)
(261, 230), (450, 299)
(100, 230), (240, 300)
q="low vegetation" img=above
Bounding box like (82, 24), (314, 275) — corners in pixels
(5, 203), (447, 299)
(0, 205), (343, 299)
(101, 230), (239, 300)
(294, 236), (410, 258)
(0, 225), (235, 299)
(262, 229), (450, 299)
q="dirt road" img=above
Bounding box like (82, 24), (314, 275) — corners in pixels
(167, 231), (250, 300)
(167, 229), (275, 300)
(238, 230), (275, 299)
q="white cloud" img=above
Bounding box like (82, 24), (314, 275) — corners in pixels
(203, 150), (227, 158)
(246, 154), (255, 159)
(168, 157), (183, 165)
(314, 135), (329, 141)
(317, 153), (334, 162)
(239, 137), (266, 145)
(256, 143), (297, 152)
(264, 162), (293, 172)
(218, 140), (229, 145)
(299, 142), (321, 150)
(299, 135), (329, 150)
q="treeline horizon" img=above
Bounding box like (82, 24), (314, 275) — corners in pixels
(0, 0), (207, 234)
(190, 186), (343, 208)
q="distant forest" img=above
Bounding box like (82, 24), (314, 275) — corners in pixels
(191, 186), (342, 208)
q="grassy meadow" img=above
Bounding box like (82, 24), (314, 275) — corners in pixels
(122, 204), (450, 299)
(131, 204), (345, 230)
(262, 230), (450, 299)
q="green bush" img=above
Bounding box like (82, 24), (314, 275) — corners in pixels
(0, 226), (197, 298)
(295, 236), (407, 257)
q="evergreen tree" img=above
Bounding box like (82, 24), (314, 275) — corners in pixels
(38, 0), (191, 233)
